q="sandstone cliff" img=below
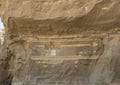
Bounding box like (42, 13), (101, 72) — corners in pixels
(0, 0), (119, 85)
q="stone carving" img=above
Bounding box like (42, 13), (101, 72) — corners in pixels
(0, 0), (120, 85)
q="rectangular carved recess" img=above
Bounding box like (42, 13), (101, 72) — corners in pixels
(27, 36), (103, 84)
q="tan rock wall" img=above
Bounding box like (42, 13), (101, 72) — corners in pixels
(0, 0), (119, 85)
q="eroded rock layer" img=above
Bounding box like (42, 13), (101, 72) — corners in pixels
(0, 0), (120, 85)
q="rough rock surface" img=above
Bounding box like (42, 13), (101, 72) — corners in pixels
(0, 0), (120, 85)
(90, 35), (120, 85)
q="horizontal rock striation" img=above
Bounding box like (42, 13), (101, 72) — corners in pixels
(0, 0), (119, 85)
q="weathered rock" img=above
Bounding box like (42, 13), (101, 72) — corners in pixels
(90, 35), (120, 85)
(0, 0), (119, 85)
(1, 0), (120, 36)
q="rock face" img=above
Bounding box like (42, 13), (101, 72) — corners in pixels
(90, 35), (120, 85)
(0, 0), (120, 85)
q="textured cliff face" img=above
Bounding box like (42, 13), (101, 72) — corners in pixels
(90, 35), (120, 85)
(1, 0), (120, 35)
(0, 0), (120, 85)
(0, 0), (102, 20)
